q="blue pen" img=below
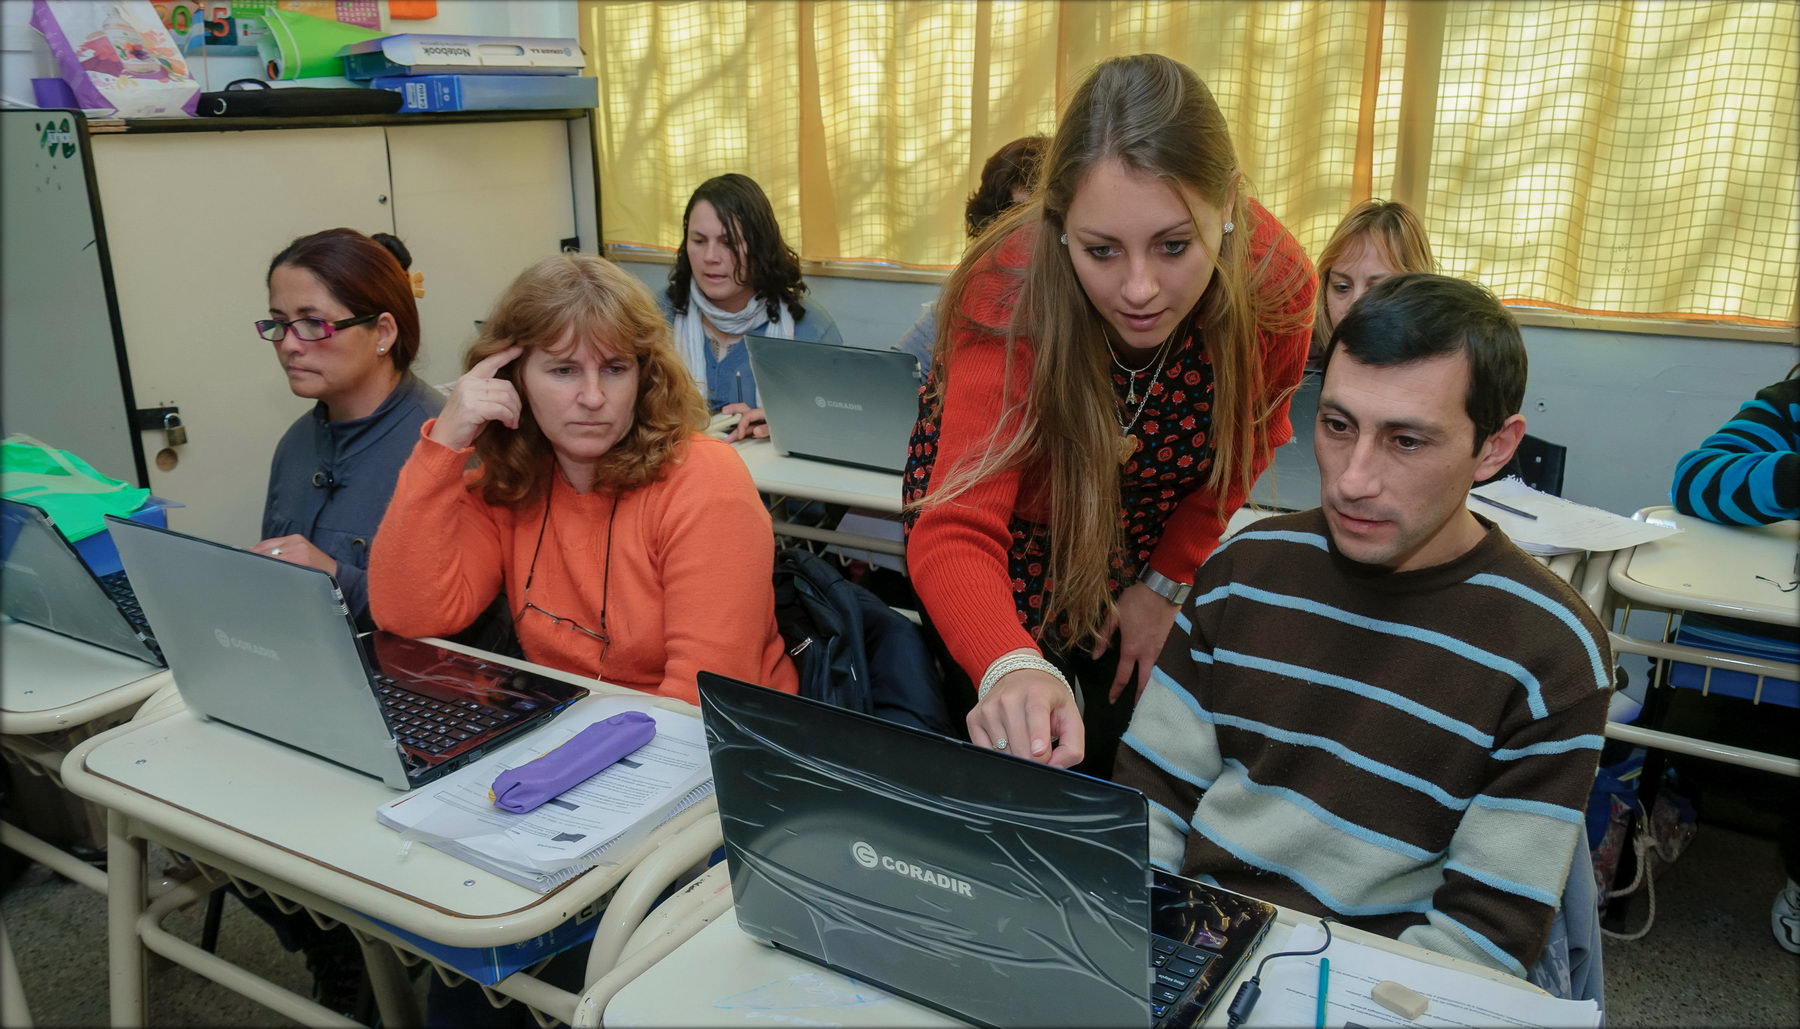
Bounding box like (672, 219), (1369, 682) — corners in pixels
(1315, 957), (1330, 1028)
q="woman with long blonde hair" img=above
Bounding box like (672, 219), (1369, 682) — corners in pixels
(370, 252), (798, 703)
(904, 54), (1314, 775)
(1312, 198), (1436, 360)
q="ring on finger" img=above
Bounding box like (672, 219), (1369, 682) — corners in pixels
(270, 547), (283, 556)
(993, 736), (1008, 751)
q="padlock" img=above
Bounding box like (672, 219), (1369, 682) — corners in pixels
(162, 410), (188, 447)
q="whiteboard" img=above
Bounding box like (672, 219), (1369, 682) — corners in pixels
(0, 109), (144, 485)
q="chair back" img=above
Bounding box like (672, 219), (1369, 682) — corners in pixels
(1480, 433), (1567, 496)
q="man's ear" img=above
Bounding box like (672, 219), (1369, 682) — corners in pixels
(1474, 413), (1527, 481)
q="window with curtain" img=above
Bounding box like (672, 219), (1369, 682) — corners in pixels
(582, 0), (1798, 327)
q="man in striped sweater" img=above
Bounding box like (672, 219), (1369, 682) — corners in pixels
(1116, 274), (1611, 984)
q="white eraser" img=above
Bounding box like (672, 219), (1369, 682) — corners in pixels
(1372, 979), (1429, 1020)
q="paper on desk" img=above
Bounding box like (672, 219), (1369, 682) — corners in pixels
(377, 695), (712, 877)
(1245, 924), (1599, 1029)
(1468, 478), (1679, 556)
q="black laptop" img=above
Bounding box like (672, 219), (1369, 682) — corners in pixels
(697, 672), (1276, 1029)
(106, 516), (588, 790)
(1, 498), (162, 665)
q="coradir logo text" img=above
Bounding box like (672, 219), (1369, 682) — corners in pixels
(849, 841), (973, 897)
(214, 628), (280, 661)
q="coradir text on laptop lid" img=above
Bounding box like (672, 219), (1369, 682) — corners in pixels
(105, 516), (588, 790)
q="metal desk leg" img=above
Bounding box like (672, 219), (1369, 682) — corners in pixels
(107, 809), (146, 1028)
(355, 930), (422, 1029)
(1, 915), (32, 1029)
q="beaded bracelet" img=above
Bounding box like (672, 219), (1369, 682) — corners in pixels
(977, 652), (1075, 703)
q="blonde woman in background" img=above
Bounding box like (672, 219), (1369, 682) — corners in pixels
(1311, 198), (1436, 362)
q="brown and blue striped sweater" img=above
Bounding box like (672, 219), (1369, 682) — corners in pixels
(1115, 509), (1611, 978)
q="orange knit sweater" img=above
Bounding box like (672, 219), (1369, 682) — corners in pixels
(369, 424), (797, 704)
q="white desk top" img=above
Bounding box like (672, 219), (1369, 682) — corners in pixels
(59, 650), (715, 948)
(606, 907), (960, 1028)
(1609, 506), (1800, 626)
(605, 903), (1542, 1028)
(0, 619), (169, 734)
(733, 439), (903, 514)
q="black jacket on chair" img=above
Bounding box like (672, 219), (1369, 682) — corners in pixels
(772, 548), (950, 735)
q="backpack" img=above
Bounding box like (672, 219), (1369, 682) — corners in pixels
(772, 548), (950, 734)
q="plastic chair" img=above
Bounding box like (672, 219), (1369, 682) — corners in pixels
(570, 862), (735, 1027)
(1507, 434), (1567, 496)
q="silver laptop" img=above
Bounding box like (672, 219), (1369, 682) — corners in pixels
(745, 336), (922, 473)
(106, 516), (588, 790)
(1, 498), (162, 665)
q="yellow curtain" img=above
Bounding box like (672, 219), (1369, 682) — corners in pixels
(580, 0), (1797, 325)
(582, 0), (1378, 270)
(1422, 1), (1798, 325)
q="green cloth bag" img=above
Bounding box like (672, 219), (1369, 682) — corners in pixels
(1, 434), (149, 542)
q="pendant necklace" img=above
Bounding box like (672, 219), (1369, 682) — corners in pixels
(1111, 331), (1175, 464)
(1109, 338), (1160, 406)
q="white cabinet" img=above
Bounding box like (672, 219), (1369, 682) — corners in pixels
(85, 113), (586, 545)
(386, 121), (575, 356)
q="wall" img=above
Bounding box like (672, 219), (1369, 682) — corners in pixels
(622, 259), (1798, 519)
(0, 0), (578, 101)
(0, 0), (43, 104)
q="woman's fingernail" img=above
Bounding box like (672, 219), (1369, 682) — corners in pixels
(1032, 738), (1046, 754)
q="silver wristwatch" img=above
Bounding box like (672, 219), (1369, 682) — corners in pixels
(1138, 567), (1193, 607)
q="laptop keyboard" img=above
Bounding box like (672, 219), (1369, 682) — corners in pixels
(374, 676), (520, 755)
(97, 570), (154, 638)
(1150, 933), (1216, 1022)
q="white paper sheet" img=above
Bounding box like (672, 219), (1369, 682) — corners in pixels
(1245, 924), (1600, 1029)
(378, 695), (710, 874)
(1467, 478), (1680, 556)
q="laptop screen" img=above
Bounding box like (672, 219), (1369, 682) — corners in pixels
(698, 672), (1150, 1029)
(1, 499), (158, 663)
(744, 336), (921, 474)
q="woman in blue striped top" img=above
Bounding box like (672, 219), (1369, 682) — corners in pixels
(1668, 362), (1800, 955)
(1670, 364), (1799, 524)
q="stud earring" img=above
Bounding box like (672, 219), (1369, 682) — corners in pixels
(376, 346), (387, 354)
(1058, 233), (1068, 245)
(1222, 221), (1235, 234)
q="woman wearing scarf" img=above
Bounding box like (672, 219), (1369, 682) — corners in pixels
(660, 173), (843, 442)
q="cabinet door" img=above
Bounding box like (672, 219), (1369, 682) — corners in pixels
(385, 120), (575, 382)
(1, 111), (141, 485)
(91, 127), (393, 545)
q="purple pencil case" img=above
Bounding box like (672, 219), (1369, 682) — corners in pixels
(489, 710), (656, 814)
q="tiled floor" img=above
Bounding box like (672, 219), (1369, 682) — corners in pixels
(4, 827), (1797, 1026)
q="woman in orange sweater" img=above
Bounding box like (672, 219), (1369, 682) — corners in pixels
(904, 54), (1313, 776)
(369, 253), (796, 705)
